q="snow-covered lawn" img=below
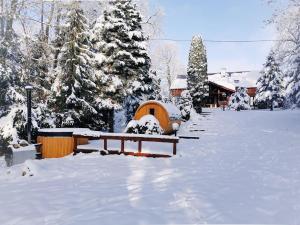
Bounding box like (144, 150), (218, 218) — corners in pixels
(1, 109), (300, 224)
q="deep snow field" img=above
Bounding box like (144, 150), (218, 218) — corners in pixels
(1, 109), (300, 225)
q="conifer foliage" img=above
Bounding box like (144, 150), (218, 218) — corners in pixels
(228, 87), (251, 110)
(97, 0), (157, 122)
(255, 51), (284, 109)
(50, 4), (102, 129)
(187, 35), (208, 113)
(177, 90), (192, 121)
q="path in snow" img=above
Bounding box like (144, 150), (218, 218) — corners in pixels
(0, 109), (300, 224)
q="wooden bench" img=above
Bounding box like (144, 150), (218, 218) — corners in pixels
(73, 132), (179, 158)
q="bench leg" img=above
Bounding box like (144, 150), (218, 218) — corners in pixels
(173, 142), (177, 155)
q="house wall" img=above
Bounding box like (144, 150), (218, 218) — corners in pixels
(170, 89), (184, 97)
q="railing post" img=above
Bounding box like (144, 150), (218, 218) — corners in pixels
(138, 141), (142, 153)
(121, 138), (125, 153)
(104, 138), (107, 150)
(173, 142), (177, 155)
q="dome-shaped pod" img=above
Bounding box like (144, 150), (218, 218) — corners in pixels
(134, 101), (181, 134)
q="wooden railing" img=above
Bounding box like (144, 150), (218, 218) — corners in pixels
(73, 132), (179, 158)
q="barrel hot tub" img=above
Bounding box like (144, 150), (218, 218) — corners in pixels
(37, 128), (90, 158)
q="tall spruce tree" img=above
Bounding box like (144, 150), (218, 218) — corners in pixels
(187, 35), (208, 113)
(28, 34), (52, 103)
(97, 0), (158, 123)
(255, 51), (285, 110)
(50, 4), (102, 130)
(286, 53), (300, 108)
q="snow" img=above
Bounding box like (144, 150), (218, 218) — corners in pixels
(39, 128), (91, 133)
(170, 76), (187, 90)
(209, 71), (261, 89)
(142, 100), (181, 120)
(1, 109), (300, 224)
(12, 145), (36, 166)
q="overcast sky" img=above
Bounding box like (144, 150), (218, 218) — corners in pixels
(149, 0), (282, 73)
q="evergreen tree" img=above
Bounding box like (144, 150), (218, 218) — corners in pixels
(228, 87), (251, 110)
(97, 0), (158, 123)
(50, 4), (102, 130)
(255, 51), (285, 110)
(286, 54), (300, 108)
(177, 90), (192, 121)
(27, 34), (52, 103)
(187, 35), (208, 113)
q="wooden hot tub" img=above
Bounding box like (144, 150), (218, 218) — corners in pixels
(37, 128), (90, 158)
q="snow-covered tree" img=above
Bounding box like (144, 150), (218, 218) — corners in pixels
(27, 34), (52, 103)
(271, 2), (300, 108)
(229, 87), (251, 110)
(50, 4), (102, 130)
(187, 35), (208, 113)
(98, 0), (158, 123)
(255, 51), (285, 110)
(285, 54), (300, 108)
(177, 90), (192, 121)
(151, 41), (186, 99)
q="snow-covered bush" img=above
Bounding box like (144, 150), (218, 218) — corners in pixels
(228, 87), (251, 110)
(177, 90), (192, 121)
(125, 115), (163, 135)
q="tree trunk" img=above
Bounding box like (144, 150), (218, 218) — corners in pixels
(5, 0), (18, 40)
(53, 6), (62, 69)
(45, 1), (55, 43)
(0, 0), (4, 37)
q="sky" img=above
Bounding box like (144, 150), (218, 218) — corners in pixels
(149, 0), (281, 73)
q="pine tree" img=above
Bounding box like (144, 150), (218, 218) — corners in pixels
(97, 0), (158, 123)
(50, 4), (102, 130)
(255, 51), (285, 110)
(177, 90), (192, 121)
(286, 54), (300, 108)
(187, 35), (208, 113)
(229, 87), (251, 110)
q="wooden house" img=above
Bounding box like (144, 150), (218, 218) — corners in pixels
(170, 75), (187, 97)
(206, 81), (235, 108)
(134, 101), (182, 134)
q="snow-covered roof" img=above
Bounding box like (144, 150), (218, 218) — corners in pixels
(170, 77), (187, 90)
(38, 128), (90, 133)
(141, 100), (181, 119)
(208, 71), (260, 89)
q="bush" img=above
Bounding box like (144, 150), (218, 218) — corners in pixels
(125, 115), (163, 135)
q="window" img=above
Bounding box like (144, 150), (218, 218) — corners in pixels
(149, 108), (155, 116)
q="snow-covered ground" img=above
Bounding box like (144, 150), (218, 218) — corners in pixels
(1, 109), (300, 224)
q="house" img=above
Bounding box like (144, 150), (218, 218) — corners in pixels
(170, 75), (187, 97)
(170, 70), (260, 107)
(208, 70), (260, 107)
